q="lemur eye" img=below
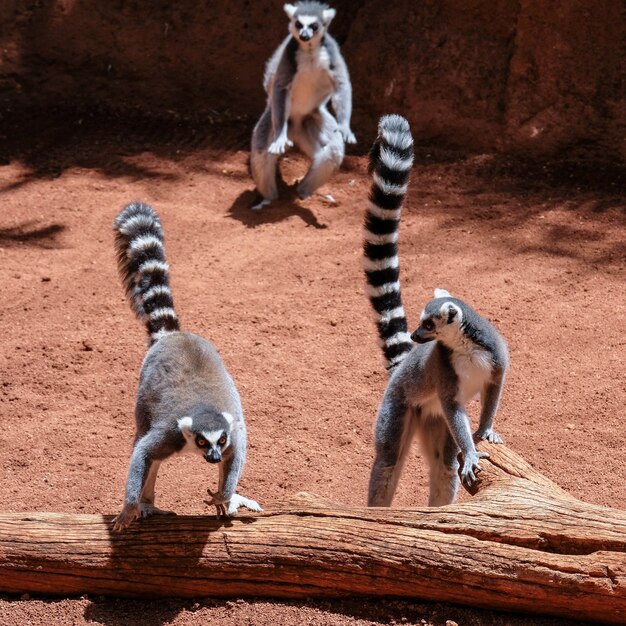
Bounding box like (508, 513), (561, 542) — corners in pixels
(218, 436), (227, 446)
(311, 22), (318, 31)
(196, 437), (206, 447)
(423, 320), (435, 331)
(295, 20), (303, 29)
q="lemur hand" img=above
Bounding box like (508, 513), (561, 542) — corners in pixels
(112, 503), (141, 531)
(227, 493), (263, 516)
(206, 488), (263, 517)
(340, 126), (357, 144)
(474, 427), (503, 444)
(268, 135), (293, 154)
(460, 450), (489, 485)
(205, 488), (228, 518)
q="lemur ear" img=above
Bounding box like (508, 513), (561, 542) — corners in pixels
(440, 302), (462, 324)
(434, 288), (452, 299)
(177, 416), (193, 437)
(322, 8), (336, 23)
(222, 412), (234, 425)
(284, 4), (297, 18)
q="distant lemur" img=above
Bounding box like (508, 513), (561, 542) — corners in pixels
(364, 115), (509, 507)
(112, 202), (261, 531)
(250, 1), (356, 209)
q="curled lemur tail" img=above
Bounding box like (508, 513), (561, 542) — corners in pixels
(363, 114), (415, 371)
(113, 202), (180, 343)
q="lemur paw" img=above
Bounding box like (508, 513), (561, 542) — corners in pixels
(206, 489), (263, 518)
(341, 128), (357, 144)
(268, 136), (293, 154)
(474, 428), (503, 444)
(251, 197), (272, 211)
(205, 488), (228, 518)
(460, 450), (489, 485)
(112, 503), (141, 531)
(227, 493), (263, 516)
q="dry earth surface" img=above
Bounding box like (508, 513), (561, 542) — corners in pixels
(0, 109), (624, 625)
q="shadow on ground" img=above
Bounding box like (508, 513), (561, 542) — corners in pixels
(0, 105), (623, 267)
(227, 189), (329, 229)
(0, 221), (66, 248)
(0, 105), (253, 191)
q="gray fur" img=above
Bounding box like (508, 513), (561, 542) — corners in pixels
(250, 2), (355, 208)
(365, 117), (509, 508)
(112, 203), (261, 531)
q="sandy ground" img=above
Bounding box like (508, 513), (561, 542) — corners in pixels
(0, 109), (624, 625)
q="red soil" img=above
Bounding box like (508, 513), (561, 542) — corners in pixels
(0, 109), (624, 625)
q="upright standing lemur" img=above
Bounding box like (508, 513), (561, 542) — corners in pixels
(250, 1), (356, 209)
(112, 202), (261, 531)
(364, 115), (509, 507)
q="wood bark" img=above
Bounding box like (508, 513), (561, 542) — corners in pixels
(0, 441), (624, 624)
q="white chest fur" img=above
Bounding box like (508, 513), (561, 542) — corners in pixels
(451, 344), (493, 403)
(290, 46), (335, 120)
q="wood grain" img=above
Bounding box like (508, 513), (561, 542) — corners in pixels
(0, 441), (624, 624)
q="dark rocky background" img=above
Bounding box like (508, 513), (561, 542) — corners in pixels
(1, 0), (624, 161)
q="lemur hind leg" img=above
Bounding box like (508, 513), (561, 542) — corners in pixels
(419, 416), (460, 507)
(368, 394), (416, 507)
(250, 108), (281, 209)
(293, 108), (344, 200)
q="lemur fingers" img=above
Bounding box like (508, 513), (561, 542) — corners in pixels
(205, 488), (228, 518)
(268, 136), (293, 154)
(112, 503), (141, 532)
(460, 450), (489, 485)
(341, 127), (357, 144)
(227, 493), (263, 516)
(474, 428), (504, 444)
(206, 489), (262, 517)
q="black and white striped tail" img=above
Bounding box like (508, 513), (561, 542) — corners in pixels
(114, 202), (179, 343)
(364, 115), (414, 371)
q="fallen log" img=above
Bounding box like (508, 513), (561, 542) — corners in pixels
(0, 441), (624, 624)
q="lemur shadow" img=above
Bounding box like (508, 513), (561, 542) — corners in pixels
(227, 187), (328, 230)
(0, 221), (66, 248)
(85, 513), (258, 626)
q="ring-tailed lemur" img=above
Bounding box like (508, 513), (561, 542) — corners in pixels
(364, 115), (509, 507)
(111, 202), (261, 531)
(250, 1), (356, 209)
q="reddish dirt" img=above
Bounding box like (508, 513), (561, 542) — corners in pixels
(0, 109), (624, 625)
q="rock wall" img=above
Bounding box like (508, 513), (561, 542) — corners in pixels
(1, 0), (623, 159)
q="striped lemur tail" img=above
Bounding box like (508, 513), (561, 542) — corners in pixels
(113, 202), (180, 343)
(363, 114), (415, 372)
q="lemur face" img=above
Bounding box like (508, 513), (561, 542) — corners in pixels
(290, 15), (322, 43)
(411, 315), (437, 344)
(284, 3), (336, 45)
(411, 296), (463, 344)
(194, 430), (229, 464)
(177, 411), (233, 463)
